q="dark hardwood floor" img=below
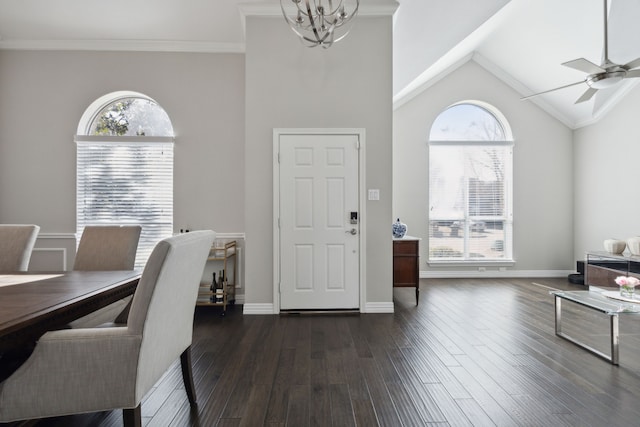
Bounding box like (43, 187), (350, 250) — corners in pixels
(5, 277), (640, 426)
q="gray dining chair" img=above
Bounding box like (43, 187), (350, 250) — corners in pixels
(0, 224), (40, 272)
(73, 225), (142, 271)
(0, 230), (215, 426)
(69, 225), (142, 328)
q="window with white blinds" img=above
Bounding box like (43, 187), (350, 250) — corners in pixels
(76, 94), (174, 269)
(428, 102), (513, 263)
(76, 137), (174, 268)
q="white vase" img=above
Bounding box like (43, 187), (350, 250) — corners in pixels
(627, 237), (640, 256)
(603, 239), (626, 254)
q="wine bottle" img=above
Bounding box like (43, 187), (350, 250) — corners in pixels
(210, 272), (217, 292)
(216, 270), (224, 303)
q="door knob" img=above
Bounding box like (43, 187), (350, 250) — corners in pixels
(346, 228), (357, 235)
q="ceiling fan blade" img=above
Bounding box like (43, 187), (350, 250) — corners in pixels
(593, 86), (618, 116)
(575, 87), (599, 104)
(625, 69), (640, 78)
(562, 58), (606, 74)
(520, 80), (585, 101)
(623, 57), (640, 70)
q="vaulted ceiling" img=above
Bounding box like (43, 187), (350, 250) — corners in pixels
(1, 0), (639, 129)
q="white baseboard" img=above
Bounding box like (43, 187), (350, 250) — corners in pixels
(242, 302), (394, 314)
(242, 303), (275, 315)
(420, 269), (573, 279)
(364, 302), (394, 313)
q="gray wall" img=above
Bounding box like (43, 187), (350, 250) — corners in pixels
(244, 16), (394, 309)
(574, 84), (640, 260)
(0, 50), (245, 270)
(393, 60), (575, 276)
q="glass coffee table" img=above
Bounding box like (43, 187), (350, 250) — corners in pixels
(551, 289), (640, 365)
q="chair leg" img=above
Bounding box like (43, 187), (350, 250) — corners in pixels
(123, 405), (141, 427)
(114, 298), (133, 324)
(180, 346), (197, 407)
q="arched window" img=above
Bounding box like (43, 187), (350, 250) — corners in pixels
(428, 101), (513, 263)
(75, 91), (174, 268)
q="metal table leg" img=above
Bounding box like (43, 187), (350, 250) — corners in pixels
(554, 294), (620, 365)
(610, 314), (619, 365)
(555, 295), (562, 335)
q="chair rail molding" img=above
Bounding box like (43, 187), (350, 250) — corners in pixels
(36, 233), (77, 239)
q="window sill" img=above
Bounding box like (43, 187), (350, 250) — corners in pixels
(427, 260), (515, 267)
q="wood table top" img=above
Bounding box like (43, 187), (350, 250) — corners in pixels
(0, 270), (141, 351)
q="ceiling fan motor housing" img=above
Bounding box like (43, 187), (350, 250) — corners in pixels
(587, 69), (626, 89)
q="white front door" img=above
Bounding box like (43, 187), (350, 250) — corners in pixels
(277, 132), (360, 310)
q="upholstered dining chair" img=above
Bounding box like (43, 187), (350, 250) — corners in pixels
(0, 224), (40, 272)
(73, 225), (142, 271)
(0, 230), (215, 426)
(69, 225), (142, 328)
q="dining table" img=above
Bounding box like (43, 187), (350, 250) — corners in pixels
(0, 270), (141, 353)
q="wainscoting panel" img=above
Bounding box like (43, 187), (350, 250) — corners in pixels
(30, 233), (76, 271)
(30, 248), (67, 272)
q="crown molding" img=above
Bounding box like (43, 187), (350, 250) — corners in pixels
(0, 39), (245, 53)
(238, 1), (399, 17)
(392, 49), (578, 130)
(238, 1), (398, 38)
(471, 52), (576, 129)
(393, 52), (474, 110)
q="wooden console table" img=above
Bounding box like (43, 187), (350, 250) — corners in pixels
(585, 251), (640, 288)
(393, 236), (420, 304)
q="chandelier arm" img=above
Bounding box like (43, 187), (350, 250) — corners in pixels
(305, 0), (324, 44)
(281, 2), (318, 42)
(296, 3), (317, 19)
(286, 22), (332, 47)
(321, 0), (347, 17)
(280, 0), (359, 48)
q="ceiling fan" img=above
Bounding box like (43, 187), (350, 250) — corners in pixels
(522, 0), (640, 103)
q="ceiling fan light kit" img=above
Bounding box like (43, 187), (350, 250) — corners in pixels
(522, 0), (640, 104)
(587, 70), (625, 89)
(280, 0), (359, 48)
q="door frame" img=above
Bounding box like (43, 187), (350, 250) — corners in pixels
(273, 128), (367, 313)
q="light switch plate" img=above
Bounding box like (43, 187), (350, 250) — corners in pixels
(368, 189), (380, 201)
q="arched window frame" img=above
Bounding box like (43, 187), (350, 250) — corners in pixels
(75, 91), (175, 269)
(428, 101), (514, 264)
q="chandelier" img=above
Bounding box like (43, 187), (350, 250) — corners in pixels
(280, 0), (360, 48)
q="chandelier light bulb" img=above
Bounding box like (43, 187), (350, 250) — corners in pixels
(280, 0), (360, 48)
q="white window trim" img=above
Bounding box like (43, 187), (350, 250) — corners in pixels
(428, 102), (514, 265)
(75, 135), (175, 144)
(429, 140), (514, 147)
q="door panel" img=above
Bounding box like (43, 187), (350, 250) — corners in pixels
(279, 133), (359, 310)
